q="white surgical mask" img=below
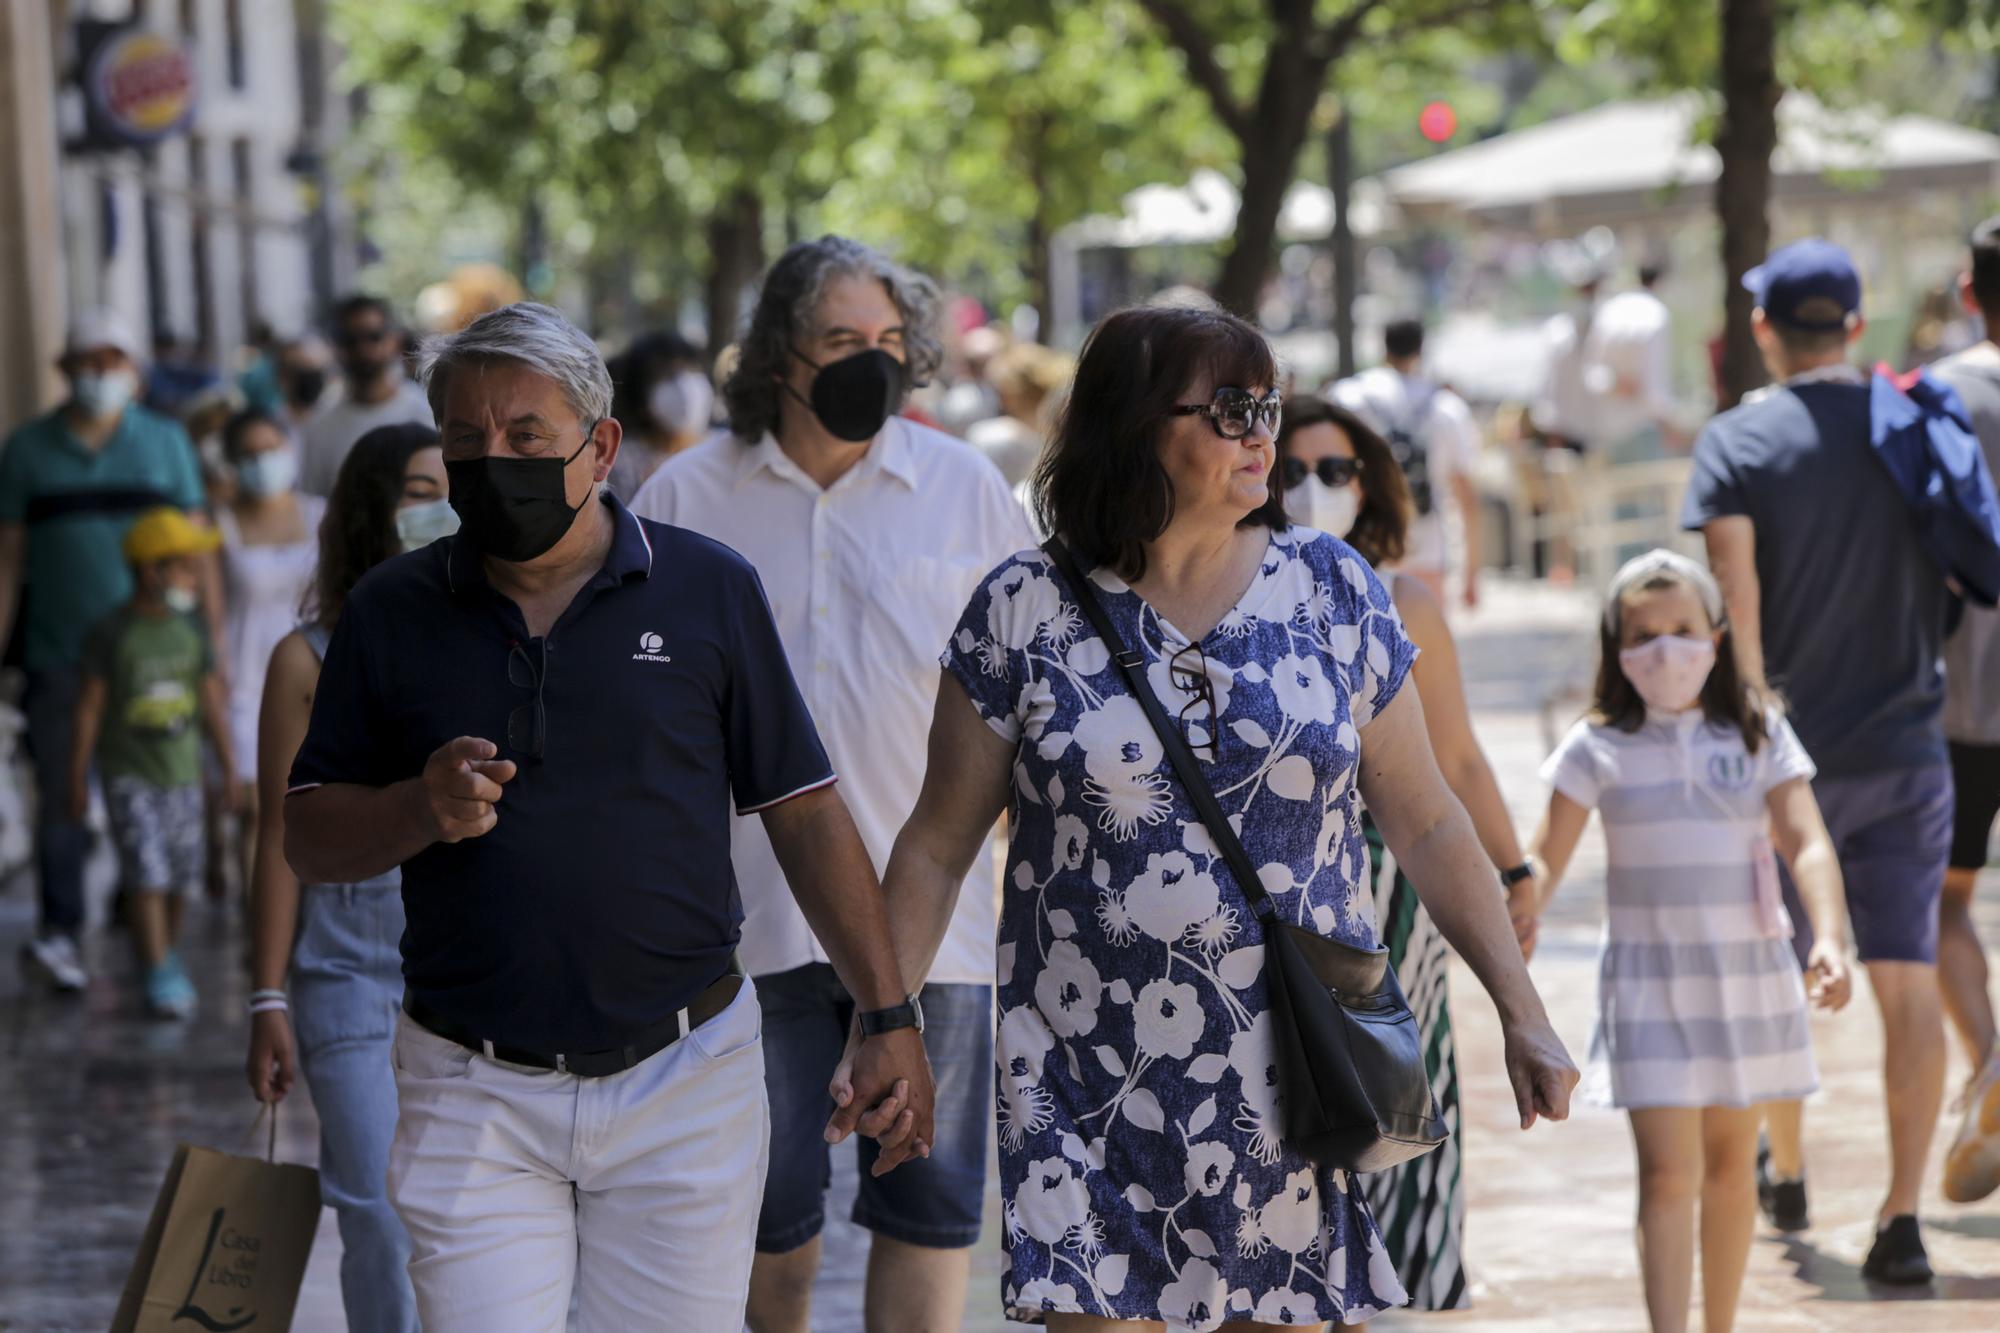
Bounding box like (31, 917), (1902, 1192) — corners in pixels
(235, 449), (299, 499)
(648, 370), (714, 437)
(73, 369), (138, 418)
(1288, 477), (1360, 539)
(164, 586), (200, 615)
(1618, 635), (1717, 714)
(395, 498), (460, 553)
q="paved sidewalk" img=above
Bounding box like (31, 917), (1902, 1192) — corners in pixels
(1, 577), (1995, 1331)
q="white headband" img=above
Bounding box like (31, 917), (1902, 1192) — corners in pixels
(1604, 548), (1725, 631)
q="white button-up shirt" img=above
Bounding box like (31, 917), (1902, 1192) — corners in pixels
(631, 416), (1036, 985)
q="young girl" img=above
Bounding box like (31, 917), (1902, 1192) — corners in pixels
(1528, 549), (1852, 1333)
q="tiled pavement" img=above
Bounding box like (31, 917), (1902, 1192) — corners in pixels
(2, 577), (1995, 1331)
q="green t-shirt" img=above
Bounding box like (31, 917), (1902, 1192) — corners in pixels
(0, 405), (206, 671)
(79, 607), (214, 790)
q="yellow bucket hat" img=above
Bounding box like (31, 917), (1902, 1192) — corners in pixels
(123, 507), (221, 564)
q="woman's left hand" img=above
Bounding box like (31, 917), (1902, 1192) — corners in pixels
(1503, 1016), (1579, 1130)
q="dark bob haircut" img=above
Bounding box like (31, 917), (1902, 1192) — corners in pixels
(1273, 395), (1412, 568)
(1032, 305), (1280, 580)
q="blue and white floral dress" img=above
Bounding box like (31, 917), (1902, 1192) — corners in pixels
(941, 526), (1418, 1329)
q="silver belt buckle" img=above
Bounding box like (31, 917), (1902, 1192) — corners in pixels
(555, 1053), (569, 1074)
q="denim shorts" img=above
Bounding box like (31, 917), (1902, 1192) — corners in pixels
(1780, 762), (1955, 965)
(754, 962), (991, 1252)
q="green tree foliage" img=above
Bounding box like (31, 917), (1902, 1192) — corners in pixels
(333, 0), (1222, 343)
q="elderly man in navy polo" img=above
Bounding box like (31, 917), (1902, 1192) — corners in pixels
(284, 302), (933, 1332)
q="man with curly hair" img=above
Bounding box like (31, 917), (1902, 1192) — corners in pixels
(635, 237), (1033, 1332)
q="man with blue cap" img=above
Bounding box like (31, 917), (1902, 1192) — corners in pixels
(1681, 238), (1953, 1285)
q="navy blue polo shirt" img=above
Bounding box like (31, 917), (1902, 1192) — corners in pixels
(288, 493), (835, 1051)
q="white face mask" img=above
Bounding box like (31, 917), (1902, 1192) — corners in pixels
(395, 498), (460, 553)
(235, 448), (300, 499)
(648, 370), (714, 437)
(1618, 634), (1718, 713)
(73, 369), (139, 418)
(164, 586), (200, 615)
(1287, 477), (1360, 538)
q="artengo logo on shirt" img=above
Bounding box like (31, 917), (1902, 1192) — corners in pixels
(633, 631), (673, 665)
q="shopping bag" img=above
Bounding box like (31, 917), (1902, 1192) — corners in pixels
(110, 1107), (321, 1333)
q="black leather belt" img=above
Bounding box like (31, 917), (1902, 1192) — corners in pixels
(404, 970), (744, 1079)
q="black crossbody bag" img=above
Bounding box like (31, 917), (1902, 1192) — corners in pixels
(1043, 538), (1446, 1173)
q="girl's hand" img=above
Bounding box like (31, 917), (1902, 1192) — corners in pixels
(1805, 940), (1852, 1012)
(247, 1009), (297, 1104)
(1505, 875), (1541, 963)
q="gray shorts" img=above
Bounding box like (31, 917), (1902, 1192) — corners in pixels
(104, 776), (206, 894)
(1780, 763), (1955, 965)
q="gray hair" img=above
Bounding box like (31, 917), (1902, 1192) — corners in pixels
(418, 302), (613, 427)
(724, 236), (944, 443)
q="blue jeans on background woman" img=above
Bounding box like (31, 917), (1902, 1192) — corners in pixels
(292, 876), (416, 1332)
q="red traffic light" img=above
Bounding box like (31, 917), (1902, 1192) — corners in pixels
(1419, 101), (1457, 144)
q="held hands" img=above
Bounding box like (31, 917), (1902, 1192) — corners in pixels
(418, 737), (517, 843)
(1804, 939), (1853, 1012)
(245, 1009), (297, 1105)
(1505, 875), (1541, 963)
(1503, 1016), (1580, 1131)
(826, 1022), (937, 1177)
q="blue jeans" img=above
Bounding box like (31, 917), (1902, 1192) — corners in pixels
(293, 882), (417, 1333)
(23, 669), (87, 937)
(755, 963), (992, 1252)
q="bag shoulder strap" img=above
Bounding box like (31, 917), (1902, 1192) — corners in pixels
(1042, 538), (1279, 922)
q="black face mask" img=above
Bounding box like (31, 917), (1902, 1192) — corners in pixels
(285, 368), (326, 407)
(446, 428), (594, 564)
(788, 347), (904, 442)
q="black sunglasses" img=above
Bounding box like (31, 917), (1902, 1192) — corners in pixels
(1169, 641), (1221, 763)
(507, 640), (547, 762)
(335, 327), (390, 349)
(1281, 455), (1363, 490)
(1169, 388), (1283, 441)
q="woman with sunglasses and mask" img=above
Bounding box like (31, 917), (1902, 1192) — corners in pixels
(243, 423), (453, 1333)
(849, 306), (1576, 1331)
(1278, 396), (1541, 1317)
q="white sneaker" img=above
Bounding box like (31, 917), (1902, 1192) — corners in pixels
(1943, 1054), (2000, 1204)
(20, 934), (88, 992)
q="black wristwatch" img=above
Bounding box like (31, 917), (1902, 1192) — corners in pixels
(857, 993), (926, 1038)
(1500, 861), (1536, 888)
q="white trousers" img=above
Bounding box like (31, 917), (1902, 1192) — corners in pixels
(387, 981), (770, 1332)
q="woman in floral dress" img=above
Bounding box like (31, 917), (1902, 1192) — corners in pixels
(853, 306), (1577, 1331)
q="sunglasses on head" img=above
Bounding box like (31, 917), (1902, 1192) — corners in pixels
(1169, 387), (1283, 440)
(1280, 456), (1363, 490)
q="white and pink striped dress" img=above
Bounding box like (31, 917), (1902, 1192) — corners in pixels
(1542, 707), (1821, 1110)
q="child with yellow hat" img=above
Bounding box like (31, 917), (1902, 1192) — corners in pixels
(71, 507), (237, 1018)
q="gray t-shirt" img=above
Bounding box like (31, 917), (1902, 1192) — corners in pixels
(1681, 381), (1950, 779)
(1931, 348), (2000, 744)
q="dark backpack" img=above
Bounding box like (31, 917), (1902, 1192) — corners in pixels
(1868, 370), (2000, 609)
(1381, 383), (1439, 518)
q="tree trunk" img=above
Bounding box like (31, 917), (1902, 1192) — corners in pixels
(704, 188), (764, 355)
(1211, 48), (1326, 319)
(1715, 0), (1779, 409)
(1326, 102), (1358, 380)
(1024, 116), (1054, 333)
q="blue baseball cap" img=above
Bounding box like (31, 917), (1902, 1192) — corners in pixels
(1743, 238), (1862, 331)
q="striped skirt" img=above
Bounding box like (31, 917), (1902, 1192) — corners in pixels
(1359, 815), (1469, 1312)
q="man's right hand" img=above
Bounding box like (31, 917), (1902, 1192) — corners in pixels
(418, 736), (516, 843)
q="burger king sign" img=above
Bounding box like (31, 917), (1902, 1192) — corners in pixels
(86, 28), (196, 146)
